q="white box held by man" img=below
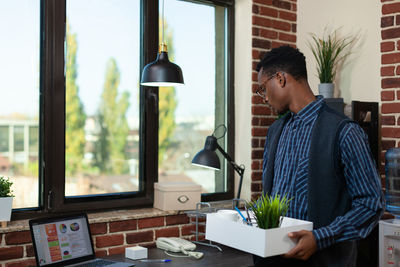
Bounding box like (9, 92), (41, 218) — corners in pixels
(205, 213), (313, 257)
(154, 182), (201, 211)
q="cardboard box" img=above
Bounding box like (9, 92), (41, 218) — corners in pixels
(154, 182), (201, 211)
(205, 213), (313, 257)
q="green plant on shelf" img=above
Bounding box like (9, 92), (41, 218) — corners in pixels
(0, 176), (14, 198)
(308, 29), (355, 83)
(247, 193), (291, 230)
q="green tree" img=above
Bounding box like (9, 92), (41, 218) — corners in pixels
(159, 19), (178, 165)
(65, 23), (86, 175)
(95, 58), (130, 174)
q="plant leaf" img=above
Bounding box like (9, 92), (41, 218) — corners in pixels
(307, 29), (356, 83)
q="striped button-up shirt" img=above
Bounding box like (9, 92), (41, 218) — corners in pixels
(266, 96), (384, 249)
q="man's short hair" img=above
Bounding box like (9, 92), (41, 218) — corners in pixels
(256, 46), (307, 80)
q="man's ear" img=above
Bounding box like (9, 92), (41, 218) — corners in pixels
(278, 72), (286, 87)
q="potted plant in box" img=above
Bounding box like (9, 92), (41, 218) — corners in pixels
(247, 194), (291, 229)
(308, 29), (355, 98)
(0, 176), (14, 223)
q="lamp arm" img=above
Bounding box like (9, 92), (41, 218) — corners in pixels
(215, 143), (245, 199)
(215, 143), (244, 175)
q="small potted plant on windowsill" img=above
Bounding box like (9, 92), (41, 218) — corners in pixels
(0, 176), (14, 227)
(308, 29), (355, 98)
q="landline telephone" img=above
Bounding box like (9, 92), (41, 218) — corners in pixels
(156, 237), (203, 259)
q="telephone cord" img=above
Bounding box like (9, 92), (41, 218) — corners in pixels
(181, 248), (204, 259)
(163, 248), (204, 259)
(164, 251), (190, 258)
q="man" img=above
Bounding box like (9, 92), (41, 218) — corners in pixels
(255, 46), (384, 267)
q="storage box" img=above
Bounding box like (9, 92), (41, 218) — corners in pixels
(154, 182), (201, 211)
(205, 212), (313, 257)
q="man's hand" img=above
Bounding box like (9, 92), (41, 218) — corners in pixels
(283, 230), (317, 260)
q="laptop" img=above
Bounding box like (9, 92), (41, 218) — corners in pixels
(29, 213), (134, 267)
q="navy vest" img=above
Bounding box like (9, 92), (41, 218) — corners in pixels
(263, 103), (355, 228)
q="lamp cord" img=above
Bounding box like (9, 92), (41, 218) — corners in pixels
(161, 0), (165, 45)
(212, 124), (227, 139)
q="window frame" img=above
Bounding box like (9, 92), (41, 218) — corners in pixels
(12, 0), (234, 220)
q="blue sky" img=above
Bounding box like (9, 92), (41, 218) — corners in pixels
(0, 0), (216, 123)
(0, 0), (40, 117)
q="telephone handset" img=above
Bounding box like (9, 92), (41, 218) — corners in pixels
(156, 237), (203, 259)
(156, 237), (196, 252)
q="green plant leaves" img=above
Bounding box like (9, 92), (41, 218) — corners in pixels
(0, 176), (14, 198)
(247, 194), (291, 230)
(308, 30), (355, 83)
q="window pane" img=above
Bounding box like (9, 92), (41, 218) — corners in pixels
(159, 0), (228, 194)
(14, 126), (24, 152)
(29, 126), (39, 153)
(0, 126), (9, 152)
(0, 0), (40, 208)
(65, 0), (140, 196)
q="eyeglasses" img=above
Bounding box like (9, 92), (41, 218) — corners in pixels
(256, 73), (279, 99)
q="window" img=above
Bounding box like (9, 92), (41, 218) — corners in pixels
(29, 126), (39, 154)
(0, 126), (9, 152)
(158, 0), (234, 200)
(8, 0), (233, 219)
(0, 0), (40, 209)
(65, 0), (141, 197)
(13, 126), (24, 152)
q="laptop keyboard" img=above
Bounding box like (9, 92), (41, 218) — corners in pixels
(74, 259), (116, 267)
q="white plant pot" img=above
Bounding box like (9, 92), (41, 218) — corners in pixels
(318, 83), (334, 98)
(0, 197), (13, 221)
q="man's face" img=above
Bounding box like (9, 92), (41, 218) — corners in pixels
(257, 69), (289, 114)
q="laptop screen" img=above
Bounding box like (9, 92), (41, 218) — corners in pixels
(30, 214), (95, 266)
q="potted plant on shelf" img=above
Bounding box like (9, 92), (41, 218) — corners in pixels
(308, 29), (354, 98)
(0, 176), (14, 225)
(247, 194), (291, 229)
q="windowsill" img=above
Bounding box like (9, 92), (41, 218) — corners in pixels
(0, 200), (234, 233)
(0, 208), (183, 233)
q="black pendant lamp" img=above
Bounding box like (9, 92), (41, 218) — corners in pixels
(140, 0), (184, 87)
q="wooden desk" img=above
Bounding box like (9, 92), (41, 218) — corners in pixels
(105, 244), (254, 267)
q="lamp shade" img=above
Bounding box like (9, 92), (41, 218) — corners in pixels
(192, 150), (220, 170)
(141, 51), (184, 87)
(192, 131), (246, 200)
(191, 135), (220, 170)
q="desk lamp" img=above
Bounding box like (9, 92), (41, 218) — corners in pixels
(192, 127), (245, 199)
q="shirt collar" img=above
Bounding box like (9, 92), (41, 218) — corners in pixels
(291, 95), (324, 124)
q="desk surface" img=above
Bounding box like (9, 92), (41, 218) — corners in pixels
(105, 244), (253, 267)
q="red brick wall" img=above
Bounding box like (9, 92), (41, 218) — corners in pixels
(251, 0), (297, 199)
(0, 214), (202, 266)
(381, 0), (400, 185)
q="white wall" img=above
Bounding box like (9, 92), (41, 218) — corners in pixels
(234, 1), (381, 200)
(234, 0), (252, 201)
(297, 0), (381, 103)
